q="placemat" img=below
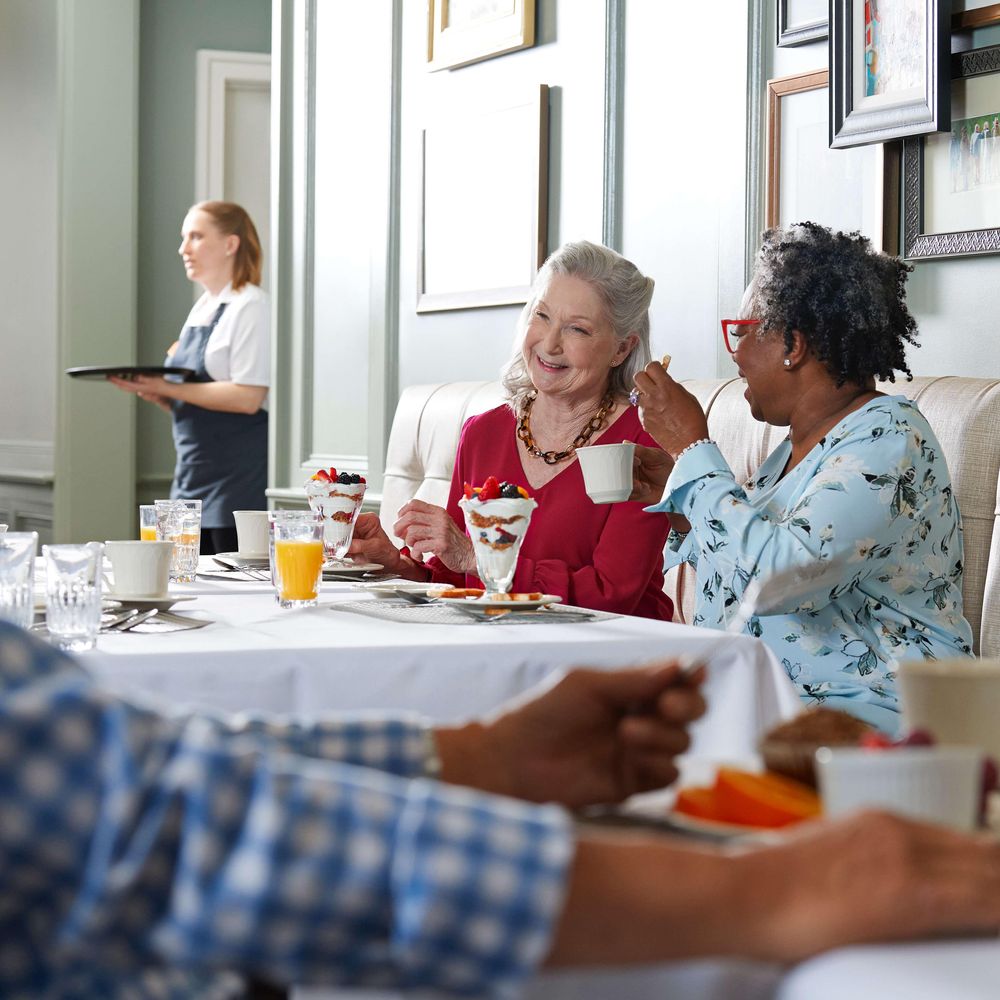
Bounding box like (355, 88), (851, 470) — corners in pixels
(327, 600), (618, 625)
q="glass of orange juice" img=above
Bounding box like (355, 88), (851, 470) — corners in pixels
(139, 504), (157, 541)
(154, 499), (202, 583)
(270, 510), (324, 608)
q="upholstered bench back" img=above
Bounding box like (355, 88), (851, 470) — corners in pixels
(381, 377), (1000, 656)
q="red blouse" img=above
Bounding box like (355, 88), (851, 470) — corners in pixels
(427, 404), (674, 621)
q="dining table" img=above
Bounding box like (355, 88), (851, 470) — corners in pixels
(75, 560), (999, 1000)
(81, 560), (801, 762)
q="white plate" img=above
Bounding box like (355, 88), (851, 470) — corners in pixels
(102, 594), (198, 612)
(352, 581), (442, 598)
(662, 810), (781, 842)
(215, 552), (270, 569)
(322, 561), (383, 578)
(434, 593), (562, 611)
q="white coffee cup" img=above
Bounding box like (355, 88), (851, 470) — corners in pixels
(104, 540), (173, 598)
(233, 510), (270, 558)
(815, 745), (982, 832)
(898, 657), (1000, 760)
(576, 441), (636, 504)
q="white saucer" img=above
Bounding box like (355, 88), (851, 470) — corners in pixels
(434, 593), (562, 611)
(104, 594), (198, 612)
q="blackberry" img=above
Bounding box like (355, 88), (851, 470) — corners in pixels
(337, 472), (352, 485)
(499, 482), (521, 499)
(350, 473), (361, 484)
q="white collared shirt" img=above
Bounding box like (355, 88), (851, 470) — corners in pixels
(181, 281), (271, 408)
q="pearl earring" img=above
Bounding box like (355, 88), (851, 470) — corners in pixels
(783, 359), (791, 368)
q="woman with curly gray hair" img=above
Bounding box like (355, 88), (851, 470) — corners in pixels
(350, 240), (674, 619)
(630, 222), (973, 731)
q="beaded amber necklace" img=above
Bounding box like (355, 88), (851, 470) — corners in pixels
(516, 391), (616, 465)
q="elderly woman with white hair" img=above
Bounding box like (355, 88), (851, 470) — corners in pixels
(350, 240), (674, 620)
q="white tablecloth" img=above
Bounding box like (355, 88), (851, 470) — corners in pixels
(81, 569), (799, 762)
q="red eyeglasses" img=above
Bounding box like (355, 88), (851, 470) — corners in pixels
(720, 318), (760, 354)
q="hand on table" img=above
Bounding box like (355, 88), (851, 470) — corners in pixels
(393, 499), (476, 575)
(735, 810), (1000, 962)
(347, 514), (409, 577)
(632, 362), (710, 459)
(437, 661), (707, 808)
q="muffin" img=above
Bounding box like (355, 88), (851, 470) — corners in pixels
(760, 708), (875, 787)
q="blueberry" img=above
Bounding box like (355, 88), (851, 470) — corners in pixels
(337, 472), (352, 485)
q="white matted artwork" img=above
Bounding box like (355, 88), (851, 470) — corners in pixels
(923, 74), (1000, 234)
(417, 85), (548, 312)
(767, 69), (894, 250)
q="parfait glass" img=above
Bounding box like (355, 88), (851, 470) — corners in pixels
(458, 494), (537, 595)
(304, 478), (367, 565)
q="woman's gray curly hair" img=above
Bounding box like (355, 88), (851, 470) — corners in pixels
(500, 240), (654, 411)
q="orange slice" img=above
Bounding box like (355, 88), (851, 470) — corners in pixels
(674, 786), (729, 823)
(714, 768), (821, 828)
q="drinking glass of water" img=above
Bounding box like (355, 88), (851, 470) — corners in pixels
(155, 499), (202, 583)
(44, 542), (103, 651)
(0, 531), (38, 629)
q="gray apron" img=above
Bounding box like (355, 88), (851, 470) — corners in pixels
(169, 303), (268, 529)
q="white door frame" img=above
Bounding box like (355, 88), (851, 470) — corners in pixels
(194, 49), (271, 203)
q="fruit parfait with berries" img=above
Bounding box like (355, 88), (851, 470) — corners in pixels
(458, 477), (537, 595)
(304, 467), (367, 564)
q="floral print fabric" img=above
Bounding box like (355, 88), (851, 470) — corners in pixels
(651, 396), (973, 731)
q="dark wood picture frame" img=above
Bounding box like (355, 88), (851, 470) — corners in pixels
(777, 0), (828, 48)
(830, 0), (950, 148)
(952, 2), (1000, 30)
(903, 44), (1000, 259)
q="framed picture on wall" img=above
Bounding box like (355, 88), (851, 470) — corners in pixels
(427, 0), (536, 71)
(830, 0), (950, 148)
(767, 69), (899, 252)
(953, 1), (1000, 29)
(417, 85), (548, 312)
(777, 0), (829, 47)
(903, 44), (1000, 259)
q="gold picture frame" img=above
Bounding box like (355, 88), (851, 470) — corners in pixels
(417, 85), (549, 313)
(427, 0), (536, 72)
(766, 68), (899, 253)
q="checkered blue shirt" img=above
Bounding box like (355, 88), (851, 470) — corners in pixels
(0, 622), (573, 998)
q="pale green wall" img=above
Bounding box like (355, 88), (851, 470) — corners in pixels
(136, 0), (270, 502)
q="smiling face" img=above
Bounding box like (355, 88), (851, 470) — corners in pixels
(178, 208), (237, 294)
(521, 274), (636, 404)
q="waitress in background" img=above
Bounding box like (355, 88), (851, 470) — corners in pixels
(109, 201), (270, 555)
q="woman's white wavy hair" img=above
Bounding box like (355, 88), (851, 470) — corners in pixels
(500, 240), (654, 412)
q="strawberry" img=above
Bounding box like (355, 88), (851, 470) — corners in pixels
(463, 482), (474, 500)
(859, 733), (894, 750)
(359, 476), (366, 484)
(314, 469), (332, 482)
(479, 475), (500, 500)
(328, 467), (337, 480)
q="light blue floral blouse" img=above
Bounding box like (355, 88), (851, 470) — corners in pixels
(650, 395), (974, 732)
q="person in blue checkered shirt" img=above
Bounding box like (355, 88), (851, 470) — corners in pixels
(1, 620), (998, 998)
